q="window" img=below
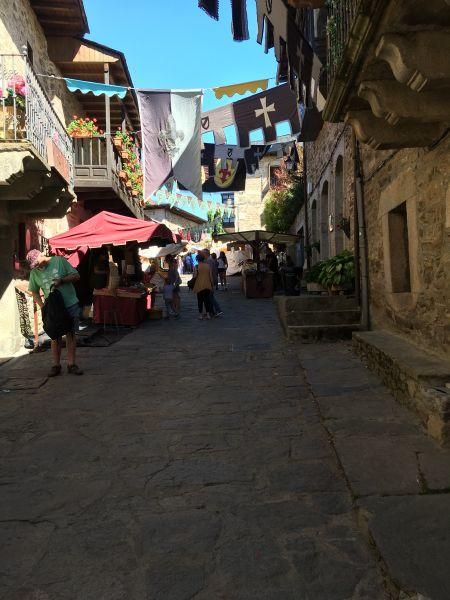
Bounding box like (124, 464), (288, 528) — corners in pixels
(388, 202), (411, 293)
(270, 166), (279, 188)
(26, 42), (34, 65)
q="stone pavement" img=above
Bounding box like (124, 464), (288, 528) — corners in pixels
(0, 278), (449, 600)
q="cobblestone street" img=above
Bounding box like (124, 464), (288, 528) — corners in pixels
(1, 280), (449, 600)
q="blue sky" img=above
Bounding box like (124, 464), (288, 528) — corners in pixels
(84, 0), (277, 114)
(84, 1), (286, 209)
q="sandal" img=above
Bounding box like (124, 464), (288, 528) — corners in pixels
(48, 364), (62, 377)
(67, 364), (83, 375)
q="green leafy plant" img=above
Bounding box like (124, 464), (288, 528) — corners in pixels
(263, 175), (304, 233)
(305, 261), (325, 283)
(67, 115), (103, 137)
(114, 129), (133, 148)
(317, 250), (355, 289)
(207, 209), (225, 235)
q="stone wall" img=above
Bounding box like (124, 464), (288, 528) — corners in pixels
(301, 118), (449, 359)
(0, 0), (83, 357)
(0, 0), (81, 124)
(234, 156), (273, 231)
(362, 134), (450, 360)
(295, 123), (355, 266)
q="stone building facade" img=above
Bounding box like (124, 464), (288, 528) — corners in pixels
(295, 2), (450, 361)
(0, 0), (85, 357)
(234, 153), (283, 232)
(292, 124), (355, 266)
(361, 137), (450, 359)
(144, 206), (205, 235)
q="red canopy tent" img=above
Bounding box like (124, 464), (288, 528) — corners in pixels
(49, 211), (176, 251)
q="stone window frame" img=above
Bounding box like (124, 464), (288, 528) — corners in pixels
(379, 169), (422, 311)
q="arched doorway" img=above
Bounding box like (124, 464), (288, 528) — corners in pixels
(311, 199), (318, 263)
(320, 181), (329, 259)
(335, 156), (344, 254)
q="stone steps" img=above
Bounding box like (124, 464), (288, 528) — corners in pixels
(276, 295), (361, 341)
(284, 295), (358, 311)
(287, 323), (360, 341)
(286, 308), (361, 327)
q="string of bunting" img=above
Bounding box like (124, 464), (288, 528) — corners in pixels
(147, 188), (234, 218)
(179, 213), (229, 240)
(36, 73), (274, 100)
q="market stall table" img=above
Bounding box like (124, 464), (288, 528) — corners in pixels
(93, 289), (148, 327)
(214, 230), (297, 299)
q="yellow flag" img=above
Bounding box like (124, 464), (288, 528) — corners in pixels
(213, 79), (269, 100)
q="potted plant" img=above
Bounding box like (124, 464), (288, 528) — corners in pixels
(305, 261), (326, 293)
(317, 250), (355, 294)
(67, 116), (103, 138)
(0, 74), (27, 138)
(113, 129), (133, 155)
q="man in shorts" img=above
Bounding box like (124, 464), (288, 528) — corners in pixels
(27, 249), (83, 376)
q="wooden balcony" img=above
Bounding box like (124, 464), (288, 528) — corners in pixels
(73, 136), (143, 219)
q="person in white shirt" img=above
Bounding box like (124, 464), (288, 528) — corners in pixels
(217, 251), (228, 290)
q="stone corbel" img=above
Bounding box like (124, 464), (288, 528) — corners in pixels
(358, 80), (450, 125)
(376, 32), (450, 91)
(345, 110), (447, 149)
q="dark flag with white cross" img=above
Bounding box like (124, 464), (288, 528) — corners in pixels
(232, 84), (301, 147)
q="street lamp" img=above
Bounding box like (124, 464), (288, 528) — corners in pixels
(285, 155), (294, 172)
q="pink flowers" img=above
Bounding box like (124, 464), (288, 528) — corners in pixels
(7, 74), (26, 96)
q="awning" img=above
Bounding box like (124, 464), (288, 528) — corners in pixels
(49, 211), (175, 250)
(215, 230), (298, 245)
(139, 242), (187, 259)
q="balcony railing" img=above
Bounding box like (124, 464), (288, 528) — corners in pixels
(326, 0), (360, 88)
(0, 53), (74, 186)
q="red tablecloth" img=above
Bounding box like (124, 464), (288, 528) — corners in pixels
(93, 294), (147, 326)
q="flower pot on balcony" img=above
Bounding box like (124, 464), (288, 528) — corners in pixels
(113, 137), (123, 150)
(131, 189), (139, 197)
(70, 132), (94, 138)
(2, 106), (26, 140)
(125, 180), (132, 189)
(118, 170), (127, 181)
(120, 150), (130, 160)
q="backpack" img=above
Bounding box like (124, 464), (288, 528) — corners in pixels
(41, 288), (73, 340)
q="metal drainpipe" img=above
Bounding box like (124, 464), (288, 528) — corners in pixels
(302, 144), (311, 271)
(353, 132), (370, 330)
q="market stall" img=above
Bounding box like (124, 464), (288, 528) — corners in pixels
(49, 211), (175, 326)
(214, 230), (298, 298)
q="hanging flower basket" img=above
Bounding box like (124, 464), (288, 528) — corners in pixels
(67, 116), (103, 138)
(113, 137), (123, 150)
